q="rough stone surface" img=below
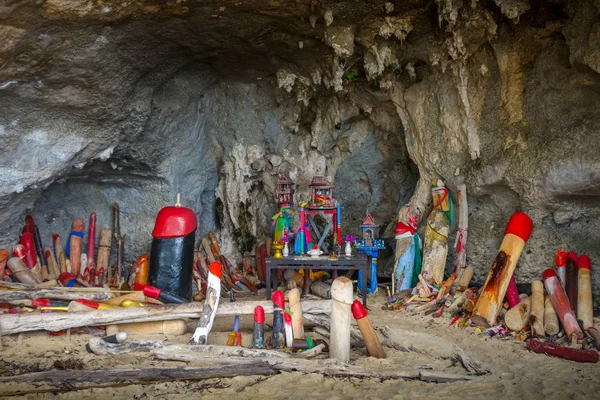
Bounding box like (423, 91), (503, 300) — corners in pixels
(0, 1), (599, 302)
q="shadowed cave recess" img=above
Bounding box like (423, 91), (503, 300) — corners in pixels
(1, 0), (599, 292)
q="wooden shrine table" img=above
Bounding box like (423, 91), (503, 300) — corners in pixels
(265, 254), (369, 306)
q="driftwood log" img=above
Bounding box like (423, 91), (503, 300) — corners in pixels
(90, 337), (324, 359)
(88, 339), (292, 358)
(0, 300), (331, 335)
(0, 363), (276, 386)
(0, 358), (475, 397)
(377, 326), (485, 374)
(154, 348), (477, 382)
(304, 314), (483, 374)
(85, 339), (477, 383)
(0, 288), (115, 302)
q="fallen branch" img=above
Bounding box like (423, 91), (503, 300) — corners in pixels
(88, 339), (291, 359)
(0, 363), (276, 386)
(0, 288), (115, 302)
(378, 326), (485, 374)
(0, 357), (474, 396)
(0, 300), (331, 335)
(154, 348), (477, 383)
(305, 313), (484, 374)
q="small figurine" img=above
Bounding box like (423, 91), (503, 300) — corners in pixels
(355, 211), (385, 294)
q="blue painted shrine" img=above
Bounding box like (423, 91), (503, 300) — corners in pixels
(354, 211), (384, 294)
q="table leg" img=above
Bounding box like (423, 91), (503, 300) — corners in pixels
(332, 269), (338, 279)
(303, 268), (309, 296)
(370, 257), (378, 294)
(273, 267), (279, 292)
(266, 264), (271, 300)
(362, 263), (367, 307)
(357, 269), (363, 293)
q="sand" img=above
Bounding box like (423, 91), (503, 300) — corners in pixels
(1, 291), (599, 399)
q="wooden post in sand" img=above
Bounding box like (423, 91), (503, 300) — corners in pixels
(504, 296), (531, 331)
(566, 252), (578, 313)
(7, 257), (42, 286)
(69, 219), (85, 277)
(271, 290), (285, 349)
(81, 254), (89, 282)
(87, 213), (97, 284)
(44, 248), (61, 280)
(18, 233), (37, 270)
(542, 269), (583, 339)
(33, 226), (48, 279)
(543, 296), (559, 336)
(555, 249), (567, 288)
(208, 232), (221, 258)
(134, 254), (150, 286)
(453, 183), (468, 280)
(577, 255), (593, 329)
(113, 203), (127, 285)
(19, 234), (41, 280)
(456, 266), (473, 288)
(421, 179), (450, 286)
(190, 262), (222, 345)
(351, 300), (385, 358)
(253, 306), (265, 348)
(202, 238), (216, 263)
(288, 288), (304, 339)
(506, 276), (520, 308)
(97, 229), (112, 286)
(53, 235), (67, 273)
(471, 212), (532, 327)
(0, 249), (9, 281)
(330, 276), (353, 363)
(530, 281), (545, 337)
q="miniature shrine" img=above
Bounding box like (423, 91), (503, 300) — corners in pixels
(355, 211), (385, 294)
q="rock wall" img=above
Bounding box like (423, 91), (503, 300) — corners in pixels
(0, 0), (599, 299)
(17, 67), (416, 265)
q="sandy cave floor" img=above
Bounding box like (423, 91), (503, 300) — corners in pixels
(1, 290), (599, 399)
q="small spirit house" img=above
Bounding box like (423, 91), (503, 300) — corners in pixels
(355, 210), (385, 294)
(360, 211), (379, 246)
(276, 174), (295, 206)
(308, 176), (336, 209)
